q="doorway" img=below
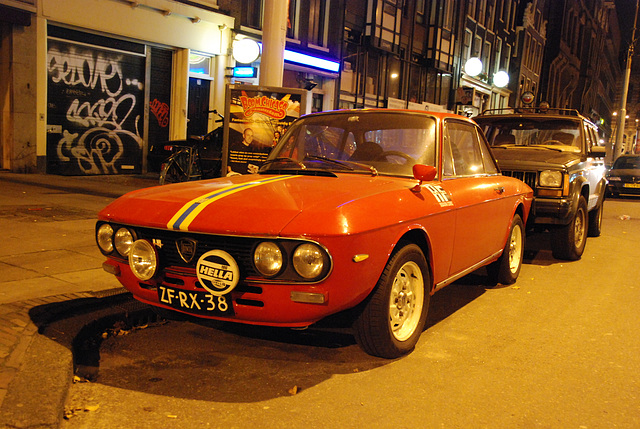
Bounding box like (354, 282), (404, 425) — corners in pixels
(187, 77), (211, 137)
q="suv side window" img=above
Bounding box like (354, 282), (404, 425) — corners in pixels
(443, 120), (494, 176)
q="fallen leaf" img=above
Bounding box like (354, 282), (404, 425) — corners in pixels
(288, 385), (299, 395)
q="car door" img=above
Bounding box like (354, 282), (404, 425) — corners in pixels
(440, 119), (510, 276)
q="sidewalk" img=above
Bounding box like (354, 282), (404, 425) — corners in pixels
(0, 171), (159, 428)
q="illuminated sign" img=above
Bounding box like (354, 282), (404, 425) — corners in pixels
(233, 67), (258, 78)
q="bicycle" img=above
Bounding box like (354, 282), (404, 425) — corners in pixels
(158, 111), (224, 185)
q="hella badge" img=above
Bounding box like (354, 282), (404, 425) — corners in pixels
(196, 250), (240, 296)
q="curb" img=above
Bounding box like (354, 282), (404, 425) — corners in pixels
(0, 289), (152, 428)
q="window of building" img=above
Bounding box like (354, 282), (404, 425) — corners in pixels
(243, 0), (262, 29)
(287, 0), (299, 39)
(309, 0), (329, 47)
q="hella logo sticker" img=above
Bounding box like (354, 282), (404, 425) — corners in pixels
(196, 250), (240, 296)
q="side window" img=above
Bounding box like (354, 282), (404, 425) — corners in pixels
(444, 120), (487, 176)
(477, 127), (499, 174)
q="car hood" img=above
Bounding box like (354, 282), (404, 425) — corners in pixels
(491, 147), (581, 169)
(608, 169), (640, 177)
(98, 173), (424, 237)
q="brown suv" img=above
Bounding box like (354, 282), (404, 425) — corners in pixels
(475, 108), (607, 260)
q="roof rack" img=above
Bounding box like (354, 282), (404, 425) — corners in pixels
(478, 107), (582, 117)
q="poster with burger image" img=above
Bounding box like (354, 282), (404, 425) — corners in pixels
(224, 84), (307, 175)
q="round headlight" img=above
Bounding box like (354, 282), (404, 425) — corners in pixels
(97, 224), (114, 253)
(254, 242), (283, 277)
(128, 240), (158, 281)
(539, 170), (563, 187)
(293, 243), (325, 279)
(114, 228), (135, 256)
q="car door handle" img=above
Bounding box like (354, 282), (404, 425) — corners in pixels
(494, 186), (505, 194)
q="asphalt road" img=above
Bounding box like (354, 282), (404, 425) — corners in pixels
(57, 196), (640, 429)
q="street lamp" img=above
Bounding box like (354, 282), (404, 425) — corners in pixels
(493, 71), (509, 88)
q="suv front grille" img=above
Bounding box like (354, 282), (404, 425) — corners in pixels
(502, 170), (537, 189)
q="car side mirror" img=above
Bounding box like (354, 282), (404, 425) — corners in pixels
(412, 164), (437, 192)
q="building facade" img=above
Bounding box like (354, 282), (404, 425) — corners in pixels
(0, 0), (625, 175)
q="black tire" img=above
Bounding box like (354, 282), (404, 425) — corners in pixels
(588, 194), (604, 237)
(159, 160), (185, 185)
(552, 195), (588, 260)
(487, 214), (525, 285)
(353, 244), (430, 359)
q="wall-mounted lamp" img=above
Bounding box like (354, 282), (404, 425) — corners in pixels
(465, 57), (483, 77)
(493, 71), (509, 88)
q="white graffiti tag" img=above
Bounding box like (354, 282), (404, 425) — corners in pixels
(47, 43), (143, 174)
(47, 47), (123, 97)
(57, 126), (141, 175)
(66, 93), (137, 129)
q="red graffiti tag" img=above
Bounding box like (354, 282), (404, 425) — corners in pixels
(150, 98), (170, 127)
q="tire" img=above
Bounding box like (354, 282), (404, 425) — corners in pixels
(588, 194), (604, 237)
(353, 244), (430, 359)
(159, 160), (185, 185)
(552, 195), (588, 260)
(487, 214), (524, 285)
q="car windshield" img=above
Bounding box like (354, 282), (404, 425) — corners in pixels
(259, 112), (437, 177)
(480, 118), (582, 153)
(612, 156), (640, 170)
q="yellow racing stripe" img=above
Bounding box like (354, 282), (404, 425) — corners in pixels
(167, 175), (298, 231)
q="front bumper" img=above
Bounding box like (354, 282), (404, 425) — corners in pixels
(102, 257), (374, 328)
(607, 182), (640, 195)
(530, 196), (574, 225)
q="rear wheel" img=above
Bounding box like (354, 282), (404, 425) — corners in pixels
(552, 196), (588, 260)
(159, 159), (185, 185)
(353, 244), (430, 358)
(487, 214), (524, 285)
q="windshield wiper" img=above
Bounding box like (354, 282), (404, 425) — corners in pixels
(303, 155), (354, 170)
(260, 157), (306, 171)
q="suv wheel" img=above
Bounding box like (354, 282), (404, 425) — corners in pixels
(587, 192), (604, 237)
(552, 196), (588, 260)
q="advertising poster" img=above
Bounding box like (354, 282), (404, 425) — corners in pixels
(224, 85), (306, 175)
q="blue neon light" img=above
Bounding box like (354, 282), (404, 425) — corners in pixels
(233, 66), (257, 78)
(257, 43), (340, 73)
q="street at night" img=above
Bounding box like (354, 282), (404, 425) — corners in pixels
(1, 174), (638, 428)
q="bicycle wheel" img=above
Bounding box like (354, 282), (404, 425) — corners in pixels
(159, 159), (185, 185)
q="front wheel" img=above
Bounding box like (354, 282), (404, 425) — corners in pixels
(487, 214), (524, 285)
(552, 196), (588, 260)
(588, 193), (604, 237)
(353, 244), (430, 359)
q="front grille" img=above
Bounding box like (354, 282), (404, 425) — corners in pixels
(134, 227), (259, 277)
(502, 170), (538, 189)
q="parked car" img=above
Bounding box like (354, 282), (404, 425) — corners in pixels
(607, 154), (640, 196)
(475, 108), (607, 261)
(96, 109), (532, 358)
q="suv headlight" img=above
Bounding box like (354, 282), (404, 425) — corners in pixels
(539, 170), (563, 187)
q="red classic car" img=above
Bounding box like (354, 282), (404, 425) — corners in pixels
(96, 110), (532, 358)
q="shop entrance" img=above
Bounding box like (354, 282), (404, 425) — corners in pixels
(187, 77), (211, 137)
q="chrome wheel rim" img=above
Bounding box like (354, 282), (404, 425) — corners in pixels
(574, 208), (586, 248)
(389, 261), (424, 342)
(508, 223), (523, 274)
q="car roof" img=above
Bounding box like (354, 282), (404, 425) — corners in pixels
(302, 108), (475, 123)
(474, 107), (595, 126)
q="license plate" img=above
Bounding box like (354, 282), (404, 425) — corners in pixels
(623, 183), (640, 188)
(157, 285), (234, 316)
